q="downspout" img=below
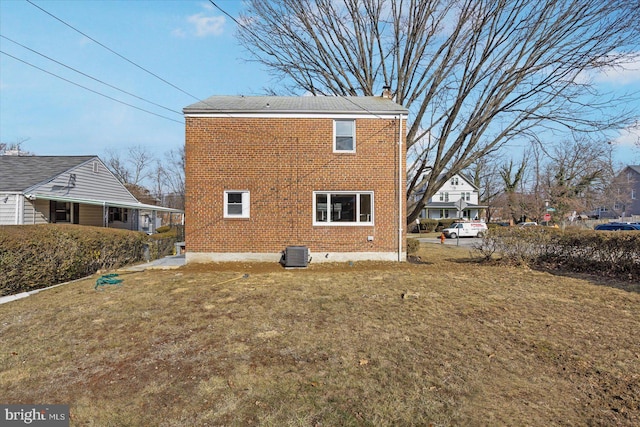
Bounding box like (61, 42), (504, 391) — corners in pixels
(16, 194), (23, 225)
(398, 114), (404, 262)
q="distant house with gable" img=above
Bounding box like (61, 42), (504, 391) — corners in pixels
(0, 155), (182, 232)
(417, 173), (486, 221)
(620, 165), (640, 217)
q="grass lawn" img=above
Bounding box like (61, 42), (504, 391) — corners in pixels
(1, 244), (639, 426)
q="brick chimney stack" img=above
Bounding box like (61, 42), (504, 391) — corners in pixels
(382, 85), (392, 99)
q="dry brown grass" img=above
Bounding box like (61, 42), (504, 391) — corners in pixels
(1, 244), (639, 426)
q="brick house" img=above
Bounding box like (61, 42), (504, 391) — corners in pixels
(183, 94), (408, 263)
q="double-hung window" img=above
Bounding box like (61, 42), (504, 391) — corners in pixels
(224, 190), (250, 218)
(334, 120), (355, 152)
(314, 191), (373, 225)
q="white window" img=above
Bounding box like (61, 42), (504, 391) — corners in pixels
(334, 120), (355, 152)
(224, 190), (250, 218)
(438, 192), (449, 202)
(632, 189), (636, 200)
(451, 177), (459, 185)
(314, 191), (373, 225)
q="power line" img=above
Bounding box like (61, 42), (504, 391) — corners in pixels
(25, 0), (201, 102)
(0, 34), (183, 116)
(0, 50), (184, 125)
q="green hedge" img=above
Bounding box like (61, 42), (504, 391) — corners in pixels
(0, 224), (150, 296)
(474, 227), (640, 281)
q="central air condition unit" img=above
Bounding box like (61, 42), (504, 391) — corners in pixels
(281, 246), (309, 268)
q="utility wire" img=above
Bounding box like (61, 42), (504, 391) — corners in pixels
(0, 34), (183, 116)
(0, 50), (184, 124)
(26, 0), (201, 102)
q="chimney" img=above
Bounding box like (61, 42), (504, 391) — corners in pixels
(382, 85), (392, 99)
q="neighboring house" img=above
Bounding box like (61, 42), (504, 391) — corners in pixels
(0, 155), (182, 232)
(621, 165), (640, 216)
(183, 93), (409, 263)
(417, 173), (486, 221)
(587, 165), (640, 219)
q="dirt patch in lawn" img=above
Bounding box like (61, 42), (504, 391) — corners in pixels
(1, 244), (639, 426)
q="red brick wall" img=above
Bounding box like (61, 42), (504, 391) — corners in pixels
(185, 116), (406, 256)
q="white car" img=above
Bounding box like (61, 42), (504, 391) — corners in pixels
(442, 221), (488, 238)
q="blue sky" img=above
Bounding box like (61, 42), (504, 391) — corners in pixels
(0, 0), (272, 158)
(1, 0), (639, 166)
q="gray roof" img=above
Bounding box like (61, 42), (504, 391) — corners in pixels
(0, 155), (97, 192)
(627, 165), (640, 175)
(183, 95), (409, 115)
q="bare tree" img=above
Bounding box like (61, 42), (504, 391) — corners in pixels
(155, 146), (185, 210)
(538, 139), (628, 220)
(103, 145), (185, 209)
(103, 145), (155, 186)
(236, 0), (640, 224)
(467, 156), (503, 222)
(0, 137), (33, 156)
(499, 157), (529, 224)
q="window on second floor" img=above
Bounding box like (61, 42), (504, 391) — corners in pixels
(334, 120), (355, 152)
(451, 177), (459, 185)
(632, 189), (637, 200)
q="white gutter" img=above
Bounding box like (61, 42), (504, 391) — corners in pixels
(28, 194), (183, 213)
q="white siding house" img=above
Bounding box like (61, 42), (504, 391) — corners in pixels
(418, 173), (486, 220)
(0, 155), (182, 231)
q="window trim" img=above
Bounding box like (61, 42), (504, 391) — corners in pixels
(333, 120), (356, 153)
(313, 191), (374, 226)
(224, 190), (250, 218)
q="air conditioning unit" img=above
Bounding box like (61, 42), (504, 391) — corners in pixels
(281, 246), (310, 268)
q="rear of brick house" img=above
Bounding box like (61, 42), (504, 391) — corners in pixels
(183, 94), (408, 263)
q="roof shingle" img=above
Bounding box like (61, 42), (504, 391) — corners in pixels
(183, 95), (408, 115)
(0, 155), (96, 192)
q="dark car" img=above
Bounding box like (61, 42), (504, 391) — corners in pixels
(594, 223), (640, 231)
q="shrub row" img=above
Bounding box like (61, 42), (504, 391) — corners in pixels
(415, 219), (458, 232)
(0, 224), (152, 296)
(474, 227), (640, 281)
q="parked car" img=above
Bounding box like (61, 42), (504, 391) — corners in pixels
(594, 223), (640, 231)
(517, 222), (538, 227)
(442, 221), (488, 238)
